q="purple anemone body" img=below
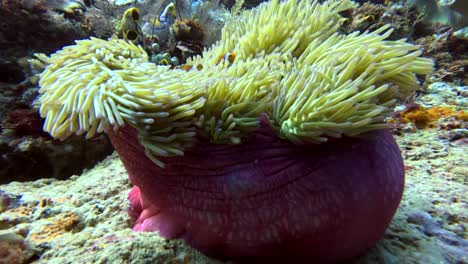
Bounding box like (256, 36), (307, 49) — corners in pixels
(108, 123), (404, 263)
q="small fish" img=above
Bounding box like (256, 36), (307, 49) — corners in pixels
(216, 51), (236, 65)
(141, 2), (178, 44)
(119, 7), (142, 42)
(159, 3), (177, 25)
(149, 2), (178, 30)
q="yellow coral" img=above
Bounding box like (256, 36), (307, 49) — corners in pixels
(456, 110), (468, 121)
(29, 212), (79, 243)
(36, 0), (433, 167)
(400, 106), (457, 128)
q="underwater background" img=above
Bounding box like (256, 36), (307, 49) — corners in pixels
(0, 0), (466, 263)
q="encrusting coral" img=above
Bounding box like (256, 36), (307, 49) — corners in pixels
(36, 0), (432, 166)
(35, 0), (434, 262)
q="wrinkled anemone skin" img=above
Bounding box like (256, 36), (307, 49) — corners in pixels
(108, 123), (404, 263)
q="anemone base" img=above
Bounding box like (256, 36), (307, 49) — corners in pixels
(109, 125), (404, 263)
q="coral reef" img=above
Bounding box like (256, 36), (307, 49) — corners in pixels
(172, 19), (206, 58)
(33, 0), (434, 262)
(3, 109), (44, 137)
(83, 0), (122, 39)
(0, 133), (113, 184)
(0, 0), (120, 183)
(135, 0), (230, 63)
(416, 34), (468, 84)
(0, 0), (464, 263)
(0, 0), (91, 63)
(342, 2), (426, 40)
(171, 0), (230, 46)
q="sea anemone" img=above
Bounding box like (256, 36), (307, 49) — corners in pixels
(35, 0), (433, 262)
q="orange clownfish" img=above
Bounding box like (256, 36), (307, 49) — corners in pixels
(216, 51), (236, 65)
